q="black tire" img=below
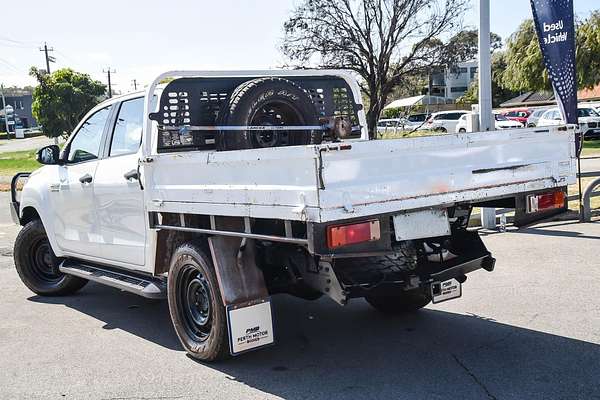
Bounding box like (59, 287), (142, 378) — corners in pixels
(458, 128), (466, 133)
(365, 287), (432, 314)
(14, 219), (87, 296)
(167, 243), (229, 361)
(217, 77), (318, 150)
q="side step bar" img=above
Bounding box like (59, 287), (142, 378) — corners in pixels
(59, 261), (167, 299)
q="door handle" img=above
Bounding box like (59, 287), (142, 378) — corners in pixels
(79, 173), (93, 184)
(124, 169), (139, 181)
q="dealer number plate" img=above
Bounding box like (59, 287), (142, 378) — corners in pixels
(227, 298), (274, 355)
(431, 279), (462, 304)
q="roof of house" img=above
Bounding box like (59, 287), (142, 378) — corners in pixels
(579, 85), (600, 101)
(501, 84), (600, 108)
(500, 91), (556, 108)
(384, 95), (453, 109)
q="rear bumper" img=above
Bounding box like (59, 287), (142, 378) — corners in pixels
(333, 230), (495, 298)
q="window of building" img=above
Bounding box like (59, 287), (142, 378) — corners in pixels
(470, 67), (478, 79)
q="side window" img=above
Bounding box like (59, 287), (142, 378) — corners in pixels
(109, 97), (144, 156)
(67, 106), (111, 163)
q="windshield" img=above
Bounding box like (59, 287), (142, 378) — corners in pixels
(494, 114), (508, 121)
(578, 108), (599, 117)
(407, 114), (427, 122)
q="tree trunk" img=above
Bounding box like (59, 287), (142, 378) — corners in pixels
(366, 94), (387, 140)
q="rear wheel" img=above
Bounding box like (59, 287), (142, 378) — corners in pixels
(14, 219), (87, 296)
(167, 243), (229, 361)
(458, 128), (466, 133)
(365, 287), (432, 314)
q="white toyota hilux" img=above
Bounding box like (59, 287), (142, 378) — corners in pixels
(11, 70), (576, 361)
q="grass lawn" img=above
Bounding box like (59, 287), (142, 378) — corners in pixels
(0, 150), (40, 176)
(581, 140), (600, 157)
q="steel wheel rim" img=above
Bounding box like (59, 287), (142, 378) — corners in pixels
(28, 237), (62, 284)
(249, 100), (304, 147)
(177, 265), (213, 342)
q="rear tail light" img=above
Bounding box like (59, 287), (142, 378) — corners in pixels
(327, 220), (381, 249)
(527, 191), (565, 213)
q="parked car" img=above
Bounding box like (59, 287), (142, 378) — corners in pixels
(503, 109), (531, 126)
(538, 106), (600, 139)
(377, 113), (431, 135)
(377, 118), (403, 135)
(405, 113), (430, 129)
(425, 110), (469, 132)
(455, 113), (523, 133)
(526, 108), (550, 127)
(10, 70), (576, 362)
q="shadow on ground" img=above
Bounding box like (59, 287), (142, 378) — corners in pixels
(29, 282), (600, 400)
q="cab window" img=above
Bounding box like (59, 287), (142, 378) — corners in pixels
(109, 97), (144, 156)
(67, 106), (111, 163)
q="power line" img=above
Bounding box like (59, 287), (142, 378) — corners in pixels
(103, 68), (116, 98)
(0, 57), (20, 73)
(39, 42), (55, 74)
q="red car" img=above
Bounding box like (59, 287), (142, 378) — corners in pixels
(503, 109), (532, 126)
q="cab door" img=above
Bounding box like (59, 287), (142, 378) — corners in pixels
(52, 106), (112, 258)
(94, 97), (147, 268)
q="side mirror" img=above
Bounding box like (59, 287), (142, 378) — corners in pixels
(36, 145), (61, 165)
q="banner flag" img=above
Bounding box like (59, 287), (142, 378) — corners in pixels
(530, 0), (578, 125)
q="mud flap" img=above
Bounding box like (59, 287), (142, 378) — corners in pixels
(208, 217), (274, 355)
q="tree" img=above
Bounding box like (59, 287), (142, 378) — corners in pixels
(282, 0), (468, 138)
(29, 68), (106, 138)
(456, 51), (519, 107)
(0, 85), (35, 96)
(442, 29), (502, 67)
(501, 12), (600, 92)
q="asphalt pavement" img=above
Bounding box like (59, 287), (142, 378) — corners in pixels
(0, 135), (58, 153)
(0, 192), (598, 400)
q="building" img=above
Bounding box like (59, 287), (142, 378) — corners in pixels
(0, 95), (37, 128)
(500, 85), (600, 109)
(429, 60), (478, 100)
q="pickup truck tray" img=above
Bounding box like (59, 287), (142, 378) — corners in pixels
(145, 126), (576, 223)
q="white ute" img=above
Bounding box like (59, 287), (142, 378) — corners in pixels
(11, 70), (577, 361)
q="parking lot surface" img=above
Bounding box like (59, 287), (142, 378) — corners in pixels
(0, 192), (598, 400)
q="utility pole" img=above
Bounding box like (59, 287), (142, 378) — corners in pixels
(478, 0), (493, 132)
(39, 42), (55, 74)
(103, 68), (116, 98)
(132, 79), (137, 91)
(0, 84), (10, 137)
(478, 0), (496, 229)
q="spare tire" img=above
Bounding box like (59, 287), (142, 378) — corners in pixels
(217, 77), (319, 150)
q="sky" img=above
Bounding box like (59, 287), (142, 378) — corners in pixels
(0, 0), (597, 93)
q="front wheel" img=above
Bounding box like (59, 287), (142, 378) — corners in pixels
(167, 243), (229, 361)
(365, 287), (432, 314)
(14, 219), (87, 296)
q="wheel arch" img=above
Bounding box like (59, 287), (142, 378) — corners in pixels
(154, 229), (210, 275)
(20, 206), (41, 226)
(17, 201), (63, 258)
